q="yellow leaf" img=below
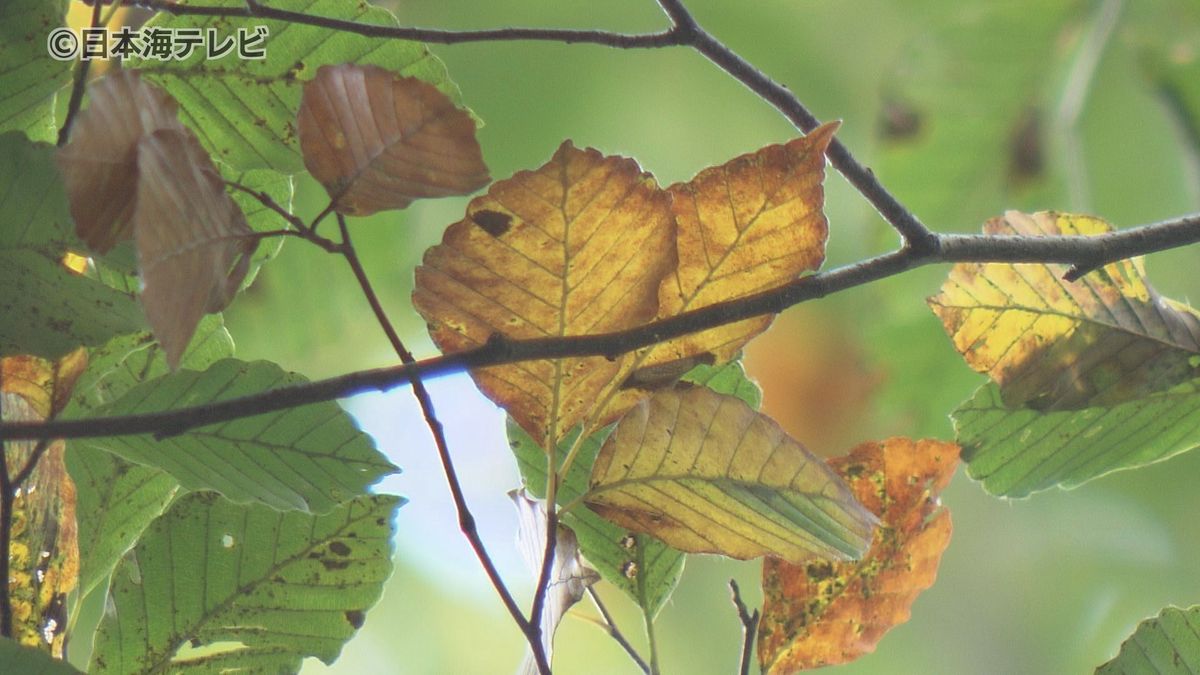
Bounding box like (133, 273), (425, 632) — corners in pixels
(929, 211), (1200, 409)
(134, 129), (256, 369)
(1, 351), (85, 657)
(413, 141), (675, 447)
(298, 64), (490, 216)
(643, 122), (837, 368)
(758, 438), (957, 672)
(585, 386), (876, 563)
(56, 70), (185, 253)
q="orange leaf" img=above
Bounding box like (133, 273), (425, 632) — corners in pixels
(298, 64), (490, 216)
(413, 141), (675, 447)
(133, 128), (256, 369)
(758, 438), (959, 673)
(56, 70), (185, 253)
(1, 350), (85, 657)
(644, 122), (837, 368)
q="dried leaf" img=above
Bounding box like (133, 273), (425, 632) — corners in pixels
(133, 128), (256, 369)
(1, 350), (86, 657)
(929, 211), (1200, 410)
(758, 438), (958, 672)
(511, 490), (600, 675)
(56, 70), (185, 253)
(298, 64), (489, 215)
(643, 122), (837, 368)
(585, 386), (876, 563)
(413, 142), (675, 447)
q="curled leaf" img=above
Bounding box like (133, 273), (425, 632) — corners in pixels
(929, 211), (1200, 410)
(413, 141), (675, 448)
(133, 129), (256, 368)
(56, 70), (185, 253)
(585, 386), (876, 563)
(298, 64), (489, 215)
(758, 438), (959, 672)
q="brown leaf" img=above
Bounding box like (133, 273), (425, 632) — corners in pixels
(586, 386), (877, 563)
(56, 70), (185, 253)
(929, 211), (1200, 410)
(298, 64), (490, 216)
(413, 141), (675, 448)
(644, 122), (837, 368)
(133, 128), (256, 369)
(758, 438), (959, 673)
(1, 351), (85, 657)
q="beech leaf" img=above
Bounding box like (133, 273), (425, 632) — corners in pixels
(585, 386), (876, 563)
(1, 349), (88, 656)
(642, 122), (837, 369)
(133, 128), (257, 369)
(298, 64), (489, 215)
(56, 71), (186, 253)
(414, 142), (675, 447)
(758, 438), (958, 672)
(929, 210), (1200, 410)
(1097, 606), (1200, 674)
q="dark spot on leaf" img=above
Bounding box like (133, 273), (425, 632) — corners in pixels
(879, 97), (922, 140)
(471, 210), (512, 237)
(322, 559), (350, 571)
(806, 561), (834, 581)
(190, 638), (202, 648)
(329, 541), (352, 556)
(345, 609), (365, 629)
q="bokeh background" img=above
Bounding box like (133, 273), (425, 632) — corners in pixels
(206, 1), (1200, 672)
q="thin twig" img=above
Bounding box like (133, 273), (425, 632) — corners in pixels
(0, 448), (12, 638)
(728, 579), (760, 675)
(586, 586), (651, 674)
(529, 493), (558, 652)
(56, 0), (105, 146)
(4, 213), (1199, 442)
(334, 216), (550, 675)
(225, 181), (307, 231)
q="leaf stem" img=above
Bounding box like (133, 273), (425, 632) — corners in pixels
(644, 605), (662, 675)
(334, 215), (551, 675)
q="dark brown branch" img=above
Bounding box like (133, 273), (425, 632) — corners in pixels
(3, 213), (1200, 442)
(586, 586), (651, 674)
(134, 0), (684, 48)
(528, 503), (558, 654)
(728, 579), (760, 675)
(334, 216), (550, 675)
(56, 0), (105, 146)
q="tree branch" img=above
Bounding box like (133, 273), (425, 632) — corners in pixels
(334, 216), (550, 674)
(2, 213), (1199, 442)
(56, 0), (105, 147)
(134, 0), (684, 48)
(586, 587), (651, 674)
(728, 579), (760, 675)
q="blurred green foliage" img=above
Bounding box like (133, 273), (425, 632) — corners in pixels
(214, 1), (1200, 672)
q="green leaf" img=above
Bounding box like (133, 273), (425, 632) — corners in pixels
(128, 0), (465, 172)
(585, 386), (876, 563)
(511, 420), (684, 618)
(89, 492), (401, 673)
(955, 379), (1200, 498)
(232, 168), (294, 288)
(0, 637), (84, 675)
(0, 133), (145, 358)
(65, 316), (234, 597)
(681, 357), (762, 409)
(77, 358), (397, 512)
(0, 0), (71, 142)
(1097, 606), (1200, 674)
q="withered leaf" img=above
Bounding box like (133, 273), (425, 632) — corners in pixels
(585, 386), (876, 563)
(1, 350), (86, 657)
(643, 122), (837, 369)
(929, 211), (1200, 410)
(298, 64), (489, 216)
(413, 141), (675, 448)
(56, 70), (185, 253)
(133, 128), (256, 369)
(758, 438), (959, 672)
